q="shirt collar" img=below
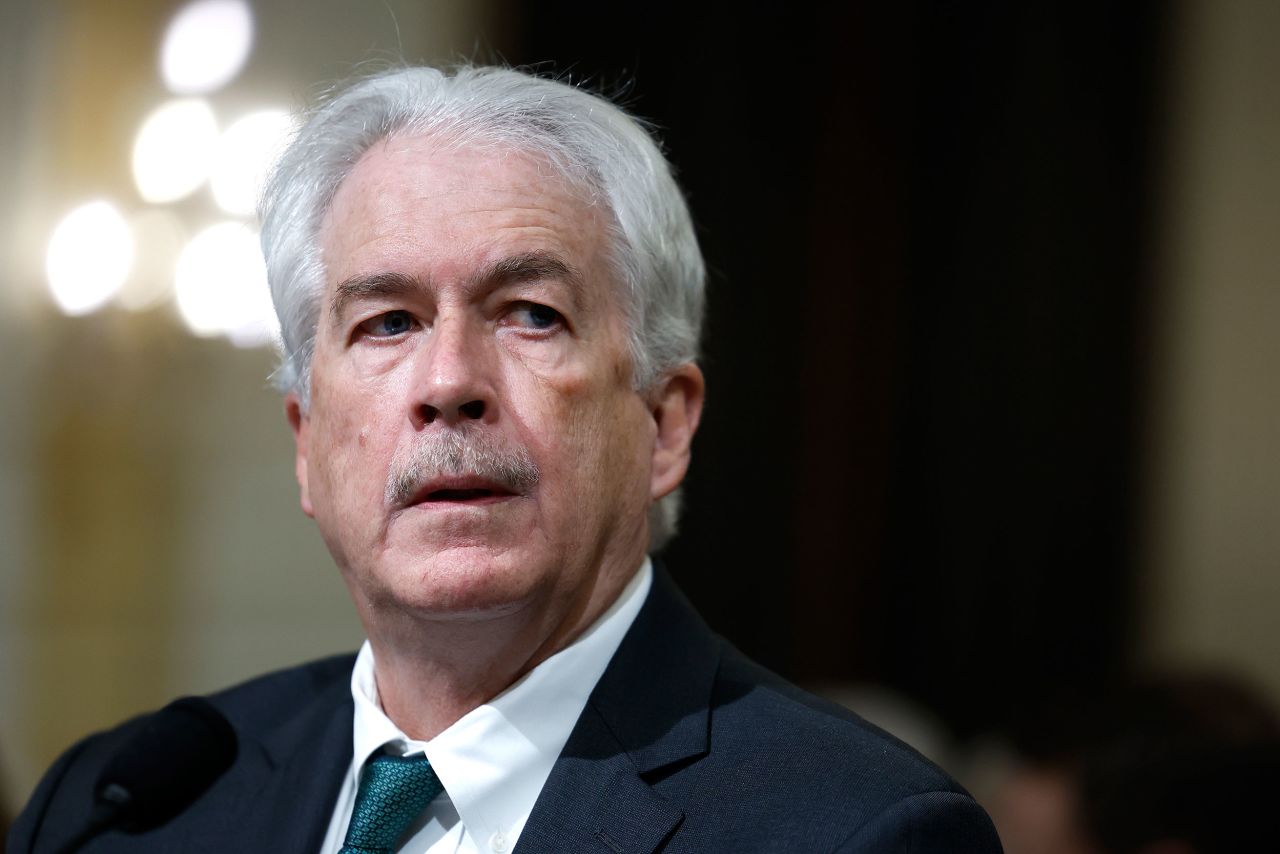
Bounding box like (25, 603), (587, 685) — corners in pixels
(348, 557), (653, 848)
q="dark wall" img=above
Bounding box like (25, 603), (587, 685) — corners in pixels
(504, 1), (1166, 737)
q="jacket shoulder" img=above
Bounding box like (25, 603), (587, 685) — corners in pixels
(201, 651), (356, 739)
(660, 643), (1002, 851)
(7, 653), (356, 854)
(714, 645), (961, 799)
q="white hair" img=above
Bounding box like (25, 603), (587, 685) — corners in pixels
(258, 65), (705, 549)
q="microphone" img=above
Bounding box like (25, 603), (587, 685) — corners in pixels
(54, 696), (238, 854)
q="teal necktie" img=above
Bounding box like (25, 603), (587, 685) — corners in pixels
(339, 753), (444, 854)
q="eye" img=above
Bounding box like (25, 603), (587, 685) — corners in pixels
(357, 309), (417, 338)
(507, 302), (564, 332)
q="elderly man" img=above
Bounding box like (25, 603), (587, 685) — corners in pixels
(11, 66), (1000, 853)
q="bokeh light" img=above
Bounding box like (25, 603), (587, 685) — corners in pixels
(132, 99), (219, 204)
(46, 201), (134, 316)
(210, 109), (296, 216)
(120, 209), (187, 311)
(174, 222), (278, 347)
(160, 0), (255, 95)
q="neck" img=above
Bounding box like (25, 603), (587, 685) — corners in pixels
(361, 554), (643, 741)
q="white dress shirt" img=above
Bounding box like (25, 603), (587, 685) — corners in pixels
(319, 559), (653, 854)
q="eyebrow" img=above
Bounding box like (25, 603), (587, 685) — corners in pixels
(329, 251), (587, 325)
(484, 251), (583, 290)
(330, 271), (421, 325)
(480, 251), (587, 312)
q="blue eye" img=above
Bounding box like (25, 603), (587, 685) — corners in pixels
(359, 310), (415, 338)
(510, 302), (563, 330)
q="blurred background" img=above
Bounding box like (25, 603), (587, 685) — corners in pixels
(1, 0), (1277, 848)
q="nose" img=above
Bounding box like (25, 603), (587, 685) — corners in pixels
(411, 315), (493, 428)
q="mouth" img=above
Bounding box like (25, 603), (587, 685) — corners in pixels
(405, 477), (519, 508)
(423, 487), (508, 502)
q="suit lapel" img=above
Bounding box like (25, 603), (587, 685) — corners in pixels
(512, 703), (685, 854)
(516, 566), (722, 854)
(201, 668), (355, 854)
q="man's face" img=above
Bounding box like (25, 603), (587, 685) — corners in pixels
(288, 135), (698, 638)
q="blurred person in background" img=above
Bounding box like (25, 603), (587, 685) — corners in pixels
(9, 65), (1000, 853)
(991, 671), (1280, 854)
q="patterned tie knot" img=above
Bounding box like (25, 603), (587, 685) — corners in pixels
(339, 753), (444, 854)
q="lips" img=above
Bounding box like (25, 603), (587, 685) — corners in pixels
(406, 476), (518, 507)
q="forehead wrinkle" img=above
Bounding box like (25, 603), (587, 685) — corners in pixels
(323, 148), (613, 327)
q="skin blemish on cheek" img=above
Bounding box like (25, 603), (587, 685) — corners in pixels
(359, 426), (371, 447)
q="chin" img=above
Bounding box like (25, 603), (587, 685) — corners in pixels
(364, 543), (552, 620)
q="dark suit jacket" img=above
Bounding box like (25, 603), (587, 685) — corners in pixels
(9, 568), (1002, 853)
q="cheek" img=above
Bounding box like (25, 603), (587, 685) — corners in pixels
(534, 368), (608, 445)
(543, 381), (652, 494)
(308, 375), (388, 506)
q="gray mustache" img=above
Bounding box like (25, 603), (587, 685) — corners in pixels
(385, 428), (540, 506)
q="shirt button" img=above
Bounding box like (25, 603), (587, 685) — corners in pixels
(490, 831), (508, 853)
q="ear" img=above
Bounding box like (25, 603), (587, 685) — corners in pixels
(285, 393), (315, 518)
(649, 362), (705, 501)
